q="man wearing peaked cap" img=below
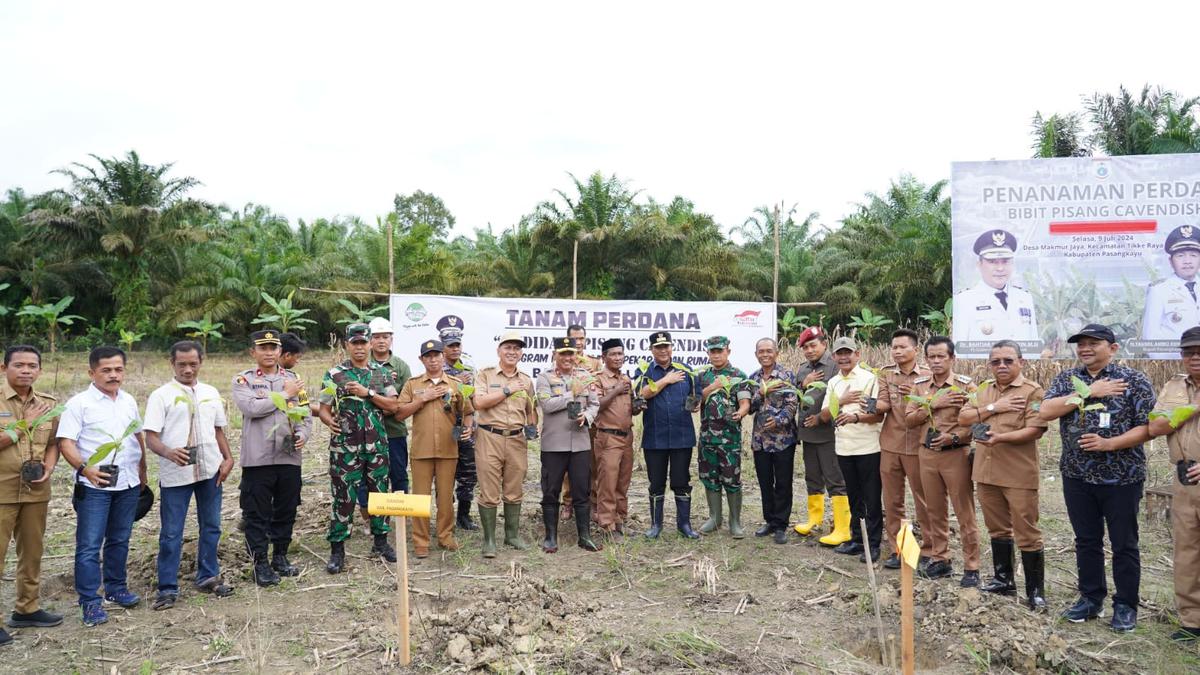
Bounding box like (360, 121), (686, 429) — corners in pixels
(953, 229), (1040, 344)
(696, 335), (753, 539)
(440, 325), (480, 531)
(436, 315), (464, 333)
(789, 326), (845, 544)
(1142, 224), (1200, 356)
(317, 323), (401, 573)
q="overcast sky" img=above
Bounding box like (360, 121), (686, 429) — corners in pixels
(2, 1), (1196, 238)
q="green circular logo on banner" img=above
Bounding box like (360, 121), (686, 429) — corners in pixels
(405, 303), (427, 321)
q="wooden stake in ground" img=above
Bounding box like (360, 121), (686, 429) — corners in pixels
(368, 492), (433, 666)
(896, 519), (920, 675)
(860, 518), (888, 667)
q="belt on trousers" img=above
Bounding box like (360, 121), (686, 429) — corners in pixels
(597, 428), (629, 437)
(479, 424), (522, 437)
(934, 442), (971, 452)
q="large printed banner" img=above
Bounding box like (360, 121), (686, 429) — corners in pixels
(387, 294), (776, 379)
(952, 154), (1200, 358)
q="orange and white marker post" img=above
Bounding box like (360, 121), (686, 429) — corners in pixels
(368, 492), (433, 666)
(896, 519), (920, 675)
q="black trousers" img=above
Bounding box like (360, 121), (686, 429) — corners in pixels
(240, 465), (302, 558)
(839, 453), (882, 554)
(753, 447), (795, 530)
(644, 447), (693, 497)
(455, 439), (478, 502)
(540, 451), (591, 509)
(1063, 476), (1143, 608)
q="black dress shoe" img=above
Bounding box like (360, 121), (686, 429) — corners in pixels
(960, 570), (980, 588)
(772, 529), (788, 545)
(834, 541), (864, 555)
(1062, 597), (1103, 623)
(8, 609), (63, 627)
(859, 547), (881, 563)
(0, 628), (11, 646)
(918, 559), (952, 580)
(754, 524), (774, 537)
(882, 553), (901, 569)
(1171, 626), (1200, 642)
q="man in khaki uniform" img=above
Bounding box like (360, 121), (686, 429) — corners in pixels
(874, 328), (932, 569)
(0, 345), (62, 641)
(904, 336), (979, 587)
(1148, 326), (1200, 642)
(594, 338), (635, 535)
(958, 339), (1049, 611)
(396, 339), (473, 558)
(471, 331), (538, 558)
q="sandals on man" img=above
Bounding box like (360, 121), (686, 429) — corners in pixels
(197, 577), (235, 598)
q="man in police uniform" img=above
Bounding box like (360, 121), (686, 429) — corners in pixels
(954, 230), (1039, 343)
(440, 323), (479, 531)
(1142, 225), (1200, 358)
(232, 330), (312, 586)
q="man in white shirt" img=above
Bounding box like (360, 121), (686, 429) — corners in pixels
(56, 346), (147, 627)
(143, 341), (235, 610)
(954, 230), (1039, 343)
(1141, 225), (1200, 357)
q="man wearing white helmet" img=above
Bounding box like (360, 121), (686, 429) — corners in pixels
(367, 317), (412, 497)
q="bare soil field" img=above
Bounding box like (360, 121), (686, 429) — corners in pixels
(0, 349), (1196, 673)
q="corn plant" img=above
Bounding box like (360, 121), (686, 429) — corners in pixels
(252, 290), (316, 334)
(17, 296), (84, 355)
(1150, 405), (1198, 429)
(177, 316), (225, 352)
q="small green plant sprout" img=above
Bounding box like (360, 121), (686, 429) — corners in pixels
(84, 418), (141, 468)
(1150, 405), (1199, 429)
(268, 392), (312, 426)
(1066, 376), (1106, 413)
(334, 298), (389, 326)
(177, 316), (225, 352)
(17, 296), (85, 356)
(2, 404), (66, 445)
(251, 290), (316, 334)
(119, 329), (145, 354)
(828, 387), (841, 419)
(704, 375), (747, 402)
(797, 380), (827, 407)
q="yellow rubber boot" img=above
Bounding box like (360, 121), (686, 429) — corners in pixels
(819, 495), (852, 546)
(793, 494), (825, 536)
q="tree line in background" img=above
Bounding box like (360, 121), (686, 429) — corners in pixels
(0, 84), (1197, 352)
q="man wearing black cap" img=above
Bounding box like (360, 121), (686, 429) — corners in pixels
(1149, 325), (1200, 642)
(440, 325), (478, 530)
(1142, 225), (1200, 357)
(318, 323), (400, 573)
(953, 229), (1039, 343)
(637, 331), (701, 539)
(231, 331), (311, 587)
(1041, 323), (1155, 632)
(594, 338), (636, 535)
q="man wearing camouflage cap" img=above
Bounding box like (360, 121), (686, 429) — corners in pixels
(1142, 225), (1200, 357)
(695, 336), (752, 538)
(440, 322), (479, 530)
(318, 323), (400, 573)
(953, 229), (1039, 343)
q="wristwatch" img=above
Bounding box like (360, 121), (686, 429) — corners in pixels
(502, 386), (512, 397)
(367, 389), (376, 398)
(985, 403), (995, 413)
(951, 433), (960, 445)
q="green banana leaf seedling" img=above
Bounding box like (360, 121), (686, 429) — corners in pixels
(2, 404), (66, 445)
(1066, 376), (1107, 414)
(1150, 405), (1198, 429)
(84, 418), (142, 469)
(905, 387), (960, 446)
(703, 375), (747, 403)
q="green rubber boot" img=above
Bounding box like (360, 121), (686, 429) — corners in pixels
(698, 490), (723, 534)
(727, 490), (745, 539)
(479, 506), (498, 558)
(503, 502), (528, 550)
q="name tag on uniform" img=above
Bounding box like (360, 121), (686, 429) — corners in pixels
(489, 384), (502, 388)
(1098, 412), (1111, 428)
(976, 305), (991, 311)
(0, 411), (11, 417)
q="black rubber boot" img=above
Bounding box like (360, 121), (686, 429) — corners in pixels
(1021, 548), (1047, 612)
(371, 533), (397, 563)
(576, 504), (602, 552)
(645, 495), (665, 539)
(456, 498), (478, 531)
(326, 541), (346, 574)
(675, 493), (700, 539)
(271, 550), (300, 577)
(542, 505), (559, 553)
(981, 538), (1016, 595)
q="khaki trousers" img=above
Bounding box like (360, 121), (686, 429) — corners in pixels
(475, 429), (528, 508)
(1174, 483), (1200, 628)
(0, 501), (48, 613)
(411, 458), (458, 550)
(593, 430), (634, 529)
(881, 450), (932, 556)
(918, 447), (979, 569)
(977, 482), (1042, 550)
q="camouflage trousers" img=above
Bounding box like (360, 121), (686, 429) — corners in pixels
(454, 440), (477, 503)
(698, 435), (743, 494)
(328, 442), (391, 542)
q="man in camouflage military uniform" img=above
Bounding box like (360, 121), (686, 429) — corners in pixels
(440, 323), (478, 530)
(317, 324), (400, 573)
(696, 336), (752, 538)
